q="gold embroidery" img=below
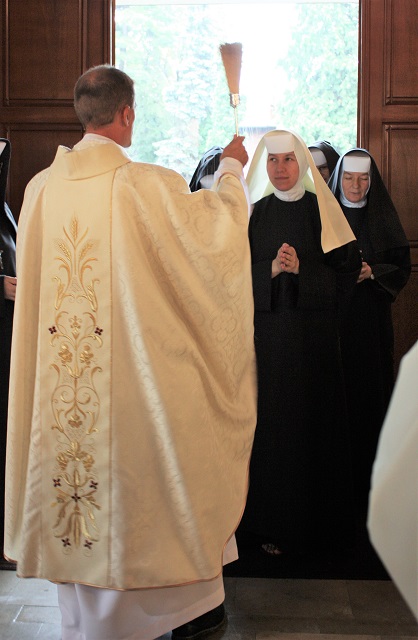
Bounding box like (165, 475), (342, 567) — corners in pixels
(49, 217), (102, 550)
(54, 217), (99, 311)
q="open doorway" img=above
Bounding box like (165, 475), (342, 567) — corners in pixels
(115, 1), (359, 181)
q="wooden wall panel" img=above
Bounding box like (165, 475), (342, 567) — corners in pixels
(0, 0), (113, 216)
(7, 1), (82, 103)
(359, 0), (418, 368)
(384, 0), (418, 104)
(383, 125), (418, 252)
(387, 124), (418, 363)
(393, 275), (418, 370)
(359, 1), (418, 165)
(4, 126), (82, 213)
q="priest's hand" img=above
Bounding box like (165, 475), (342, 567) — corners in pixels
(4, 275), (17, 301)
(221, 136), (248, 168)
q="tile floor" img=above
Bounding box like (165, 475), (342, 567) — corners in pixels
(0, 568), (417, 640)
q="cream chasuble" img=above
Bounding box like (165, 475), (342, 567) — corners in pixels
(5, 140), (257, 590)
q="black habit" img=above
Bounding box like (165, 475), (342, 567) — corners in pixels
(239, 191), (361, 553)
(328, 151), (411, 519)
(0, 139), (16, 551)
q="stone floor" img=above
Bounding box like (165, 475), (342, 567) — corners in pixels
(0, 568), (417, 640)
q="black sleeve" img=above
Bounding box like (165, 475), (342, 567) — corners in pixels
(249, 203), (277, 312)
(0, 275), (5, 317)
(326, 240), (362, 309)
(371, 246), (411, 302)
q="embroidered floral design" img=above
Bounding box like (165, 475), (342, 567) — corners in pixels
(79, 345), (94, 366)
(58, 343), (73, 364)
(70, 316), (81, 331)
(54, 217), (99, 311)
(49, 217), (103, 551)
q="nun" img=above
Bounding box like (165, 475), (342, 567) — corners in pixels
(328, 149), (411, 523)
(189, 146), (223, 191)
(308, 140), (340, 182)
(238, 129), (361, 556)
(0, 138), (17, 567)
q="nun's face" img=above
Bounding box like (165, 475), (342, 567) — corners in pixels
(342, 171), (370, 203)
(317, 163), (330, 182)
(266, 152), (299, 191)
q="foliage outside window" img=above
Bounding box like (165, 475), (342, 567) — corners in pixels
(115, 2), (358, 181)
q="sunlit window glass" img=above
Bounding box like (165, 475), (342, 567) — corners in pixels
(115, 1), (358, 181)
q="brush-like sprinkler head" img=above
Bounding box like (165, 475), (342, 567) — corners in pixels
(219, 42), (242, 135)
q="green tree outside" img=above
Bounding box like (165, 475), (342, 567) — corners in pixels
(115, 2), (358, 180)
(274, 3), (359, 153)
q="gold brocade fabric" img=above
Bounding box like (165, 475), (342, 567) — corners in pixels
(5, 141), (257, 590)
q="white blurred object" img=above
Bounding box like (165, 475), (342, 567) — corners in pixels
(199, 174), (215, 189)
(367, 340), (418, 620)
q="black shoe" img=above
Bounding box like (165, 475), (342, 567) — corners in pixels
(0, 558), (16, 570)
(0, 549), (16, 571)
(171, 603), (227, 639)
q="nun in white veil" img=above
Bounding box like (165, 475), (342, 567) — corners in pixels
(238, 129), (362, 556)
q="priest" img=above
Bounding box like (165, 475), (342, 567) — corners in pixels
(4, 64), (257, 640)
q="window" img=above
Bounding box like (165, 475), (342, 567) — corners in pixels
(116, 1), (358, 181)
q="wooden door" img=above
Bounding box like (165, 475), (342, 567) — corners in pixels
(358, 0), (418, 368)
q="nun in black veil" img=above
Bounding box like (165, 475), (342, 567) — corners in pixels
(189, 146), (224, 192)
(0, 138), (17, 566)
(328, 149), (411, 523)
(308, 140), (340, 183)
